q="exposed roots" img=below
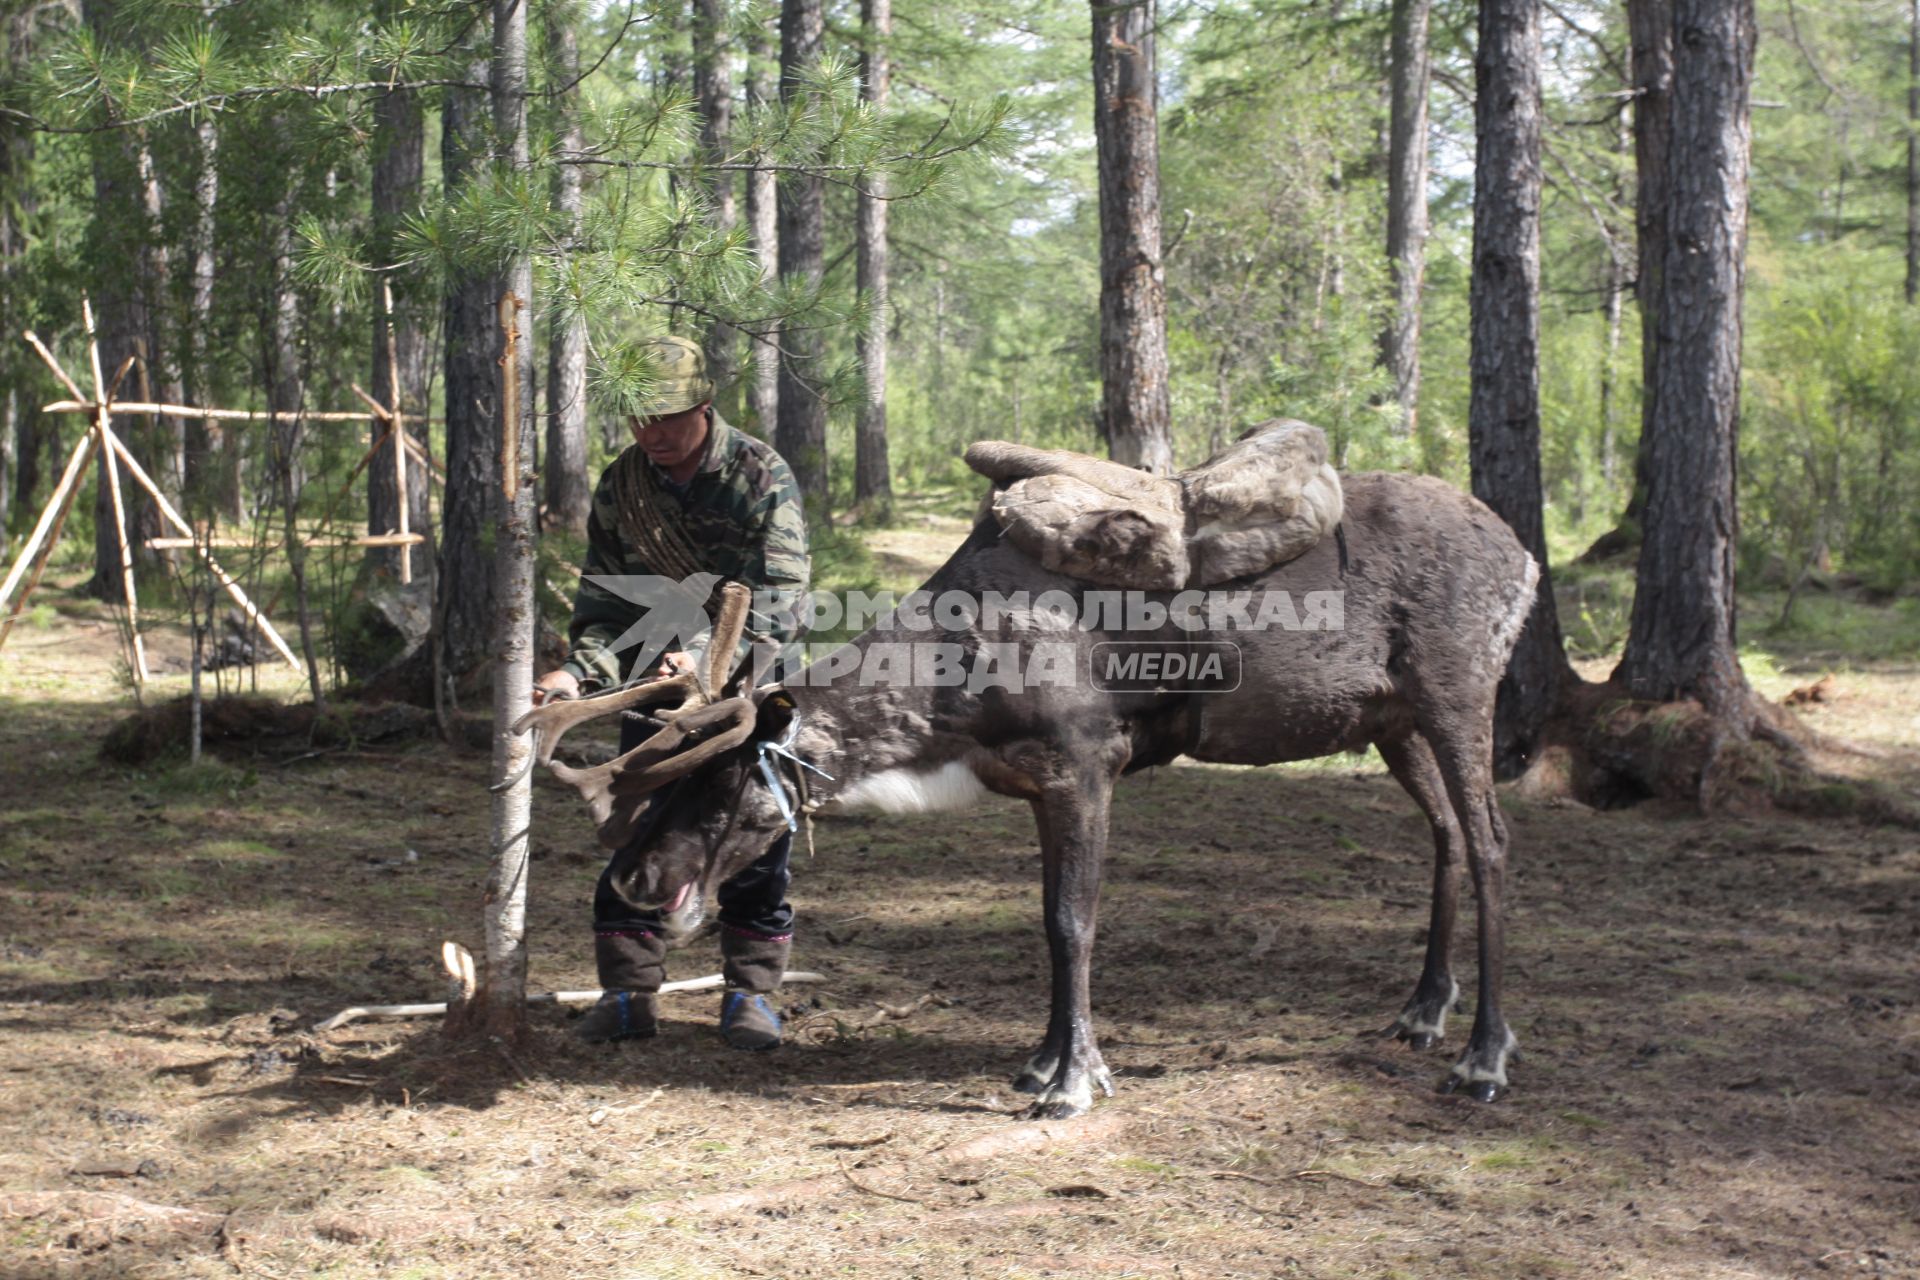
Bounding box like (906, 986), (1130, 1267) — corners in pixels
(1522, 678), (1920, 827)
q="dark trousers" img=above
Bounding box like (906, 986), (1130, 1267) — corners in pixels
(591, 714), (794, 943)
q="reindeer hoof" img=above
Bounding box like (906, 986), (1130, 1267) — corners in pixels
(1437, 1073), (1503, 1103)
(1012, 1070), (1047, 1096)
(1404, 1031), (1440, 1052)
(1026, 1095), (1092, 1121)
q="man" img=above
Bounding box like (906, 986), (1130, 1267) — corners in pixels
(532, 335), (809, 1050)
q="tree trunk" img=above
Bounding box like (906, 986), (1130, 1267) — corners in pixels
(0, 390), (13, 553)
(368, 5), (432, 577)
(1616, 0), (1756, 718)
(185, 103), (232, 519)
(1380, 0), (1430, 437)
(693, 0), (739, 409)
(438, 36), (502, 688)
(745, 18), (780, 439)
(455, 0), (538, 1046)
(267, 176), (324, 709)
(775, 0), (829, 508)
(544, 2), (591, 535)
(1470, 0), (1564, 780)
(854, 0), (893, 511)
(1908, 0), (1918, 304)
(1090, 0), (1173, 476)
(0, 13), (19, 553)
(1599, 88), (1631, 492)
(1622, 0), (1671, 537)
(81, 7), (159, 601)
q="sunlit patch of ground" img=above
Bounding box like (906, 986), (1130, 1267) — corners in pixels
(2, 566), (1917, 1278)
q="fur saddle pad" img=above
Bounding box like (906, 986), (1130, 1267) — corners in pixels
(965, 419), (1344, 590)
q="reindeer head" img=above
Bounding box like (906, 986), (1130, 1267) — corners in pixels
(509, 584), (802, 941)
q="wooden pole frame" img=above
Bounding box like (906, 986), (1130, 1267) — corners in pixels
(84, 299), (150, 687)
(384, 282), (413, 585)
(4, 305), (451, 679)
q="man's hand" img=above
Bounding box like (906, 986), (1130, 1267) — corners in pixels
(652, 650), (696, 680)
(531, 669), (581, 707)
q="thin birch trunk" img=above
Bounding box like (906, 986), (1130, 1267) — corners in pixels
(460, 0), (539, 1044)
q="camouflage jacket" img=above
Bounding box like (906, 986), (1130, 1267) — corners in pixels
(561, 412), (810, 690)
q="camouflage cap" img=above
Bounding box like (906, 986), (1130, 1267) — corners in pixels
(634, 335), (716, 418)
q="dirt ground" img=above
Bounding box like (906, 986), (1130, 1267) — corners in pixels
(2, 573), (1918, 1280)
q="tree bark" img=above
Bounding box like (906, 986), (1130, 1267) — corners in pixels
(368, 0), (432, 577)
(80, 0), (160, 602)
(1090, 0), (1173, 475)
(1470, 0), (1564, 780)
(1380, 0), (1430, 438)
(776, 0), (829, 507)
(745, 18), (780, 439)
(544, 1), (591, 535)
(693, 0), (739, 409)
(1599, 86), (1632, 493)
(1908, 0), (1918, 304)
(438, 35), (502, 687)
(458, 0), (539, 1046)
(267, 173), (324, 709)
(0, 9), (22, 551)
(1616, 0), (1756, 717)
(854, 0), (893, 511)
(1623, 0), (1671, 535)
(185, 101), (233, 519)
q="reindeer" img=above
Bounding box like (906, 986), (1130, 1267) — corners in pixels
(517, 470), (1539, 1119)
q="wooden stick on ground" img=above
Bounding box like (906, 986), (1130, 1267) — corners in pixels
(314, 970), (829, 1032)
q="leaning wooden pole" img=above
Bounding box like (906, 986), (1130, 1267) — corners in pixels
(0, 428), (97, 651)
(84, 300), (149, 687)
(385, 282), (413, 585)
(98, 422), (302, 671)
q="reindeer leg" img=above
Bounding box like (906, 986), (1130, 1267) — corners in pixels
(1425, 726), (1518, 1102)
(1012, 771), (1115, 1120)
(1377, 734), (1464, 1051)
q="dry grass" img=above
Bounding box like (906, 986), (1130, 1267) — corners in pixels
(1, 578), (1917, 1278)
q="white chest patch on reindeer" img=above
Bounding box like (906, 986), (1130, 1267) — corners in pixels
(835, 761), (988, 814)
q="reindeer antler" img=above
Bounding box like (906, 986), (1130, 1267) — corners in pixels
(504, 582), (760, 846)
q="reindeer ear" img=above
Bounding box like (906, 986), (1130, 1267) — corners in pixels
(750, 684), (796, 739)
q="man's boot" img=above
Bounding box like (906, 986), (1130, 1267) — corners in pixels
(719, 928), (789, 1051)
(575, 930), (666, 1042)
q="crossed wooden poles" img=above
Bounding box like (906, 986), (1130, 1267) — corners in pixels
(0, 291), (439, 683)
